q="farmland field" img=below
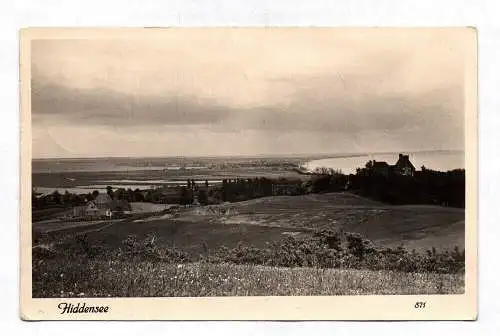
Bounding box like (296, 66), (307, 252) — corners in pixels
(33, 192), (464, 255)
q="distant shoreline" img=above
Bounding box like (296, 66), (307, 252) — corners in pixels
(32, 149), (464, 162)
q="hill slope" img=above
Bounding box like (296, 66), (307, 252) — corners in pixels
(35, 192), (464, 254)
(184, 192), (465, 251)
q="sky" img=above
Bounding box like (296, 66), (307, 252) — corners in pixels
(30, 28), (469, 158)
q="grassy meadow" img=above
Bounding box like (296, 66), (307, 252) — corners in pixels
(33, 260), (464, 298)
(32, 193), (465, 297)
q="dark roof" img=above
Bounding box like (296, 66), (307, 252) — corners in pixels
(94, 193), (113, 205)
(87, 199), (131, 211)
(373, 161), (390, 168)
(394, 154), (416, 170)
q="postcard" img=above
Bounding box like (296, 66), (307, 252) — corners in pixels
(19, 27), (477, 320)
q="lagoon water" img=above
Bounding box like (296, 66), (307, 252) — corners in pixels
(32, 157), (209, 174)
(32, 151), (464, 195)
(304, 151), (464, 175)
(34, 180), (225, 196)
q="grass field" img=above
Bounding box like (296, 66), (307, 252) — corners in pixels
(33, 260), (464, 298)
(32, 192), (465, 297)
(211, 193), (465, 251)
(34, 192), (464, 255)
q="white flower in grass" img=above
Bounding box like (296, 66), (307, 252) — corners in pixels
(177, 264), (183, 269)
(60, 273), (64, 278)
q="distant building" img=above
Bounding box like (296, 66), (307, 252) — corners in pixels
(392, 154), (416, 176)
(72, 193), (131, 219)
(372, 153), (416, 177)
(94, 193), (112, 206)
(372, 161), (391, 177)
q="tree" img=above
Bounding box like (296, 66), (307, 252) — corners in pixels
(179, 186), (193, 205)
(114, 188), (126, 201)
(198, 188), (209, 205)
(106, 186), (114, 199)
(51, 190), (61, 205)
(133, 188), (144, 202)
(313, 167), (342, 176)
(63, 190), (72, 205)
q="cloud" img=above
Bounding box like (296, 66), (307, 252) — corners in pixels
(29, 29), (469, 157)
(31, 79), (232, 127)
(32, 73), (463, 146)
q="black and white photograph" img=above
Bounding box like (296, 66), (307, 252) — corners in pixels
(20, 28), (477, 320)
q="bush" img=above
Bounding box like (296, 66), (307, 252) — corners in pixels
(115, 234), (191, 263)
(204, 230), (465, 274)
(32, 229), (465, 275)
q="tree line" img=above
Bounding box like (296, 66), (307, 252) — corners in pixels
(309, 164), (465, 208)
(32, 188), (149, 210)
(33, 161), (466, 211)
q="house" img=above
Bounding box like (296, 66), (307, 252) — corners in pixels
(392, 154), (416, 176)
(72, 201), (105, 219)
(371, 153), (416, 177)
(372, 161), (391, 177)
(94, 193), (112, 207)
(72, 193), (131, 219)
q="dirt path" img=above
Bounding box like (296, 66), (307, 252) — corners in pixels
(34, 219), (124, 234)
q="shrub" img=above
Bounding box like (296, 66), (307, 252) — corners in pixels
(115, 234), (190, 263)
(32, 229), (465, 275)
(204, 231), (465, 274)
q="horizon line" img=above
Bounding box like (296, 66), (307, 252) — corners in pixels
(32, 149), (465, 161)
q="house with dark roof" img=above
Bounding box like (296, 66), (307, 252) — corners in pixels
(72, 193), (131, 219)
(372, 153), (416, 177)
(372, 161), (391, 177)
(392, 154), (416, 176)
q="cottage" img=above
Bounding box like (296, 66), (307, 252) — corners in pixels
(393, 154), (416, 176)
(372, 161), (391, 177)
(94, 193), (112, 206)
(72, 201), (104, 219)
(371, 153), (416, 177)
(72, 193), (131, 219)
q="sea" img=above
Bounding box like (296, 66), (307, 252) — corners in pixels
(32, 150), (464, 195)
(304, 150), (465, 175)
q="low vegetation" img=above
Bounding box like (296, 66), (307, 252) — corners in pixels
(32, 229), (465, 297)
(33, 261), (463, 298)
